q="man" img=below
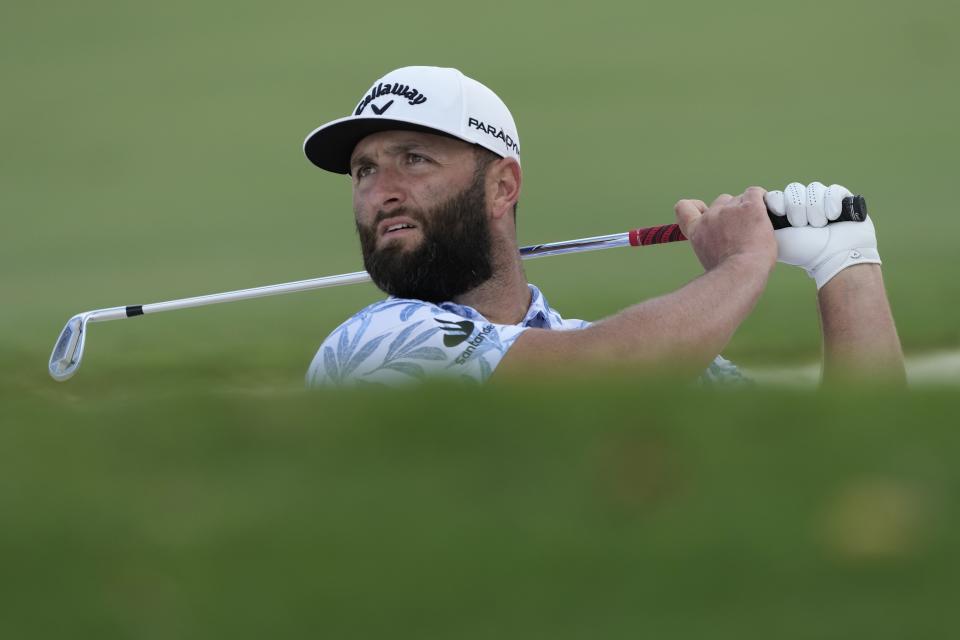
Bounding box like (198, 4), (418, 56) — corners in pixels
(302, 66), (904, 386)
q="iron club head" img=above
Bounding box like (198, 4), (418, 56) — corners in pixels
(48, 314), (87, 381)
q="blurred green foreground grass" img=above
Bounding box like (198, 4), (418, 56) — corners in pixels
(2, 370), (958, 639)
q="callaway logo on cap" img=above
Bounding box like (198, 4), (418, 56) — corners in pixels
(303, 66), (521, 174)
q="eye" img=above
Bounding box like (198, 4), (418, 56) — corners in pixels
(406, 153), (428, 165)
(353, 164), (375, 179)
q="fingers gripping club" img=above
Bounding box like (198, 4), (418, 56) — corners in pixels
(629, 195), (867, 245)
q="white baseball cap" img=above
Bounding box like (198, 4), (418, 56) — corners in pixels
(303, 66), (520, 174)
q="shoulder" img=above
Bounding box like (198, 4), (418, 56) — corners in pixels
(307, 297), (541, 387)
(305, 298), (443, 386)
(322, 297), (463, 345)
(350, 297), (447, 325)
(307, 298), (523, 387)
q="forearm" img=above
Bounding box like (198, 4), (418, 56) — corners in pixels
(818, 264), (905, 385)
(498, 255), (771, 376)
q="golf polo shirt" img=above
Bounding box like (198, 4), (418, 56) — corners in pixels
(306, 284), (746, 387)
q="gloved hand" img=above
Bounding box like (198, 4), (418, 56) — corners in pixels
(765, 181), (881, 289)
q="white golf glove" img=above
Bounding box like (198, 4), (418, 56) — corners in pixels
(765, 181), (881, 289)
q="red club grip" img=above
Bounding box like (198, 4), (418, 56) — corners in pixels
(628, 224), (687, 246)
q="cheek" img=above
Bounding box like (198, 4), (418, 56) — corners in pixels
(352, 193), (373, 226)
(420, 180), (449, 202)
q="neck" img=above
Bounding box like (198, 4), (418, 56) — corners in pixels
(453, 237), (530, 324)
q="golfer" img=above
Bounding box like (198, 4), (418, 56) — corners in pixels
(302, 66), (904, 386)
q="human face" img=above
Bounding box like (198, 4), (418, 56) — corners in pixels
(350, 131), (494, 302)
(350, 130), (479, 249)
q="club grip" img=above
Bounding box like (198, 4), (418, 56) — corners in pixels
(628, 223), (687, 245)
(628, 194), (869, 246)
(768, 195), (868, 230)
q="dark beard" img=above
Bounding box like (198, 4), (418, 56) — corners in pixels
(357, 172), (494, 304)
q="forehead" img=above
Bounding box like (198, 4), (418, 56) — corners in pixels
(350, 130), (473, 163)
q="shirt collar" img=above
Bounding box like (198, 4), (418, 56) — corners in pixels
(430, 283), (562, 328)
(521, 284), (554, 328)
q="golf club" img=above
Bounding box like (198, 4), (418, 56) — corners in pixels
(48, 195), (867, 381)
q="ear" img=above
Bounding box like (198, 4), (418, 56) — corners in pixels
(487, 158), (522, 221)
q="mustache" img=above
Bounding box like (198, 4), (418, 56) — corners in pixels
(371, 208), (427, 228)
(356, 208), (428, 237)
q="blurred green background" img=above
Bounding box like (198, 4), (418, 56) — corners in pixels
(1, 0), (958, 637)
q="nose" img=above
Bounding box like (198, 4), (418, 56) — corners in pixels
(365, 165), (406, 214)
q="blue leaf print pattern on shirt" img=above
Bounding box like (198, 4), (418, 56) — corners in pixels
(321, 310), (390, 384)
(366, 320), (448, 380)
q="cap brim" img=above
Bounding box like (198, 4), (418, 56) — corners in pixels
(303, 117), (464, 174)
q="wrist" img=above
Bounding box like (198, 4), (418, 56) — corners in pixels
(723, 251), (777, 276)
(717, 252), (776, 292)
(817, 262), (884, 298)
(809, 248), (882, 289)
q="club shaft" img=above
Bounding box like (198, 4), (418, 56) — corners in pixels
(81, 225), (682, 324)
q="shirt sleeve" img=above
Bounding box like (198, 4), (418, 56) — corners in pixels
(698, 355), (752, 387)
(306, 300), (529, 387)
